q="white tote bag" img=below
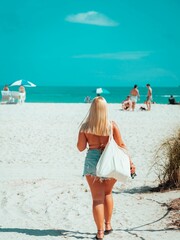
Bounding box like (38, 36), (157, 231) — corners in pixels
(96, 124), (131, 183)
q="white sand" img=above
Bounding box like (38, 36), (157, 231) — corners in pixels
(0, 103), (179, 240)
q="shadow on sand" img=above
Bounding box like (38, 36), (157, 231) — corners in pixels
(113, 185), (160, 195)
(0, 228), (94, 239)
(0, 186), (178, 239)
(0, 223), (178, 240)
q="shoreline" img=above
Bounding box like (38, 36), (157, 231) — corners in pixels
(1, 101), (180, 104)
(1, 85), (180, 104)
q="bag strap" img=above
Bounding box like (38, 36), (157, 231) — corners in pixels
(108, 121), (113, 141)
(98, 121), (113, 147)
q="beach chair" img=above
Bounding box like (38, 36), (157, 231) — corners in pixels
(11, 91), (21, 103)
(1, 91), (13, 104)
(19, 92), (26, 103)
(11, 91), (26, 103)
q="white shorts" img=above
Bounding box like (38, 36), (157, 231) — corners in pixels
(130, 96), (138, 103)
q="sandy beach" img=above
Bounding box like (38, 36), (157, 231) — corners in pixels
(0, 103), (179, 240)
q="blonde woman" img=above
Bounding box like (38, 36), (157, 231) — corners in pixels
(77, 96), (135, 240)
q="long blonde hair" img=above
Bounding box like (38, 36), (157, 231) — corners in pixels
(80, 96), (110, 136)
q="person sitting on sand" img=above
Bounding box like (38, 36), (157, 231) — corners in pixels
(122, 95), (132, 110)
(168, 95), (178, 104)
(84, 96), (91, 103)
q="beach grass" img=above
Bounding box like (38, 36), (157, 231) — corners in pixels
(154, 129), (180, 189)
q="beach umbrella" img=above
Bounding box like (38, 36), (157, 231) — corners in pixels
(9, 79), (36, 87)
(95, 88), (110, 95)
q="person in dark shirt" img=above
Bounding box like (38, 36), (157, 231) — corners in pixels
(169, 95), (176, 104)
(168, 95), (180, 105)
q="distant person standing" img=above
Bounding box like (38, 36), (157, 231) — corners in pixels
(19, 85), (26, 103)
(130, 85), (140, 111)
(19, 85), (25, 93)
(146, 84), (152, 111)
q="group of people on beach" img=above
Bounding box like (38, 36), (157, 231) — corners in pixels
(122, 84), (153, 111)
(2, 84), (26, 103)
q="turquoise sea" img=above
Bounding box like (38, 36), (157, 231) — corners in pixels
(1, 86), (180, 104)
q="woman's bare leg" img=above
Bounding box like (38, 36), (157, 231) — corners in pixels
(104, 179), (117, 230)
(86, 175), (104, 238)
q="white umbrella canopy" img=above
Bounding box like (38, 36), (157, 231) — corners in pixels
(10, 79), (36, 87)
(95, 88), (110, 95)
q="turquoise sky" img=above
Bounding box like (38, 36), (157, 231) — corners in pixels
(0, 0), (180, 87)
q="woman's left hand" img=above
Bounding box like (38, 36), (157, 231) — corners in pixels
(130, 162), (136, 174)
